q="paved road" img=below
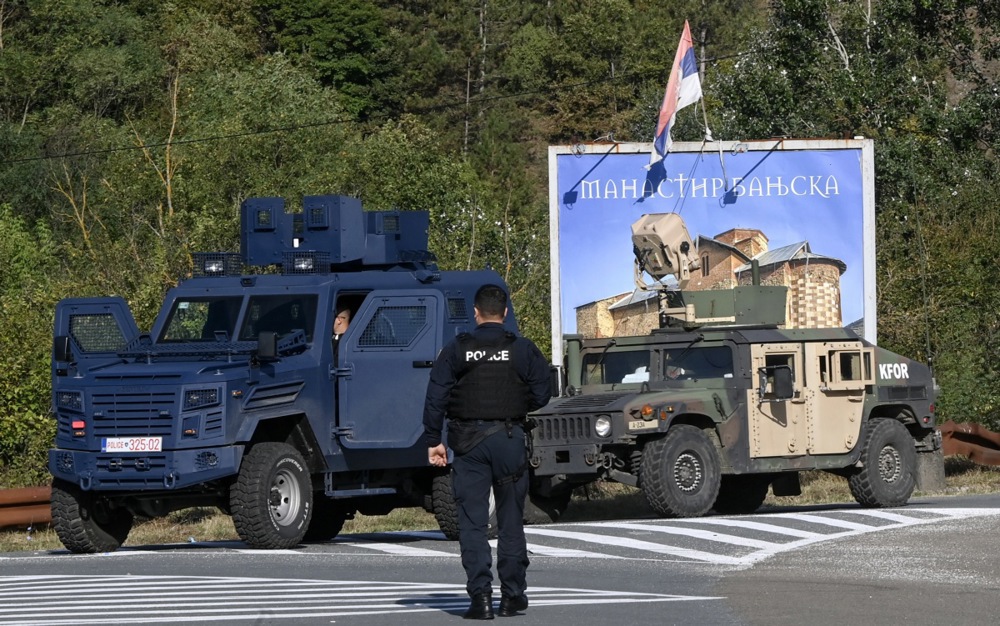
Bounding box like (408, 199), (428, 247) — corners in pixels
(2, 495), (998, 625)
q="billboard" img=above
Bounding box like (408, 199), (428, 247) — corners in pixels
(547, 139), (875, 364)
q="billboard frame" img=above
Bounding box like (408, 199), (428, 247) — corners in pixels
(547, 138), (876, 366)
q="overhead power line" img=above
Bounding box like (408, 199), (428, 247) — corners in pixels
(1, 49), (765, 166)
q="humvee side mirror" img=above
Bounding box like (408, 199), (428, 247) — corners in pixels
(257, 331), (277, 360)
(54, 336), (73, 363)
(549, 365), (565, 399)
(758, 364), (794, 402)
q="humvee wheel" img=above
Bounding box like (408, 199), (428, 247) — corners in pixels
(712, 475), (769, 515)
(523, 488), (572, 525)
(50, 478), (133, 554)
(640, 425), (721, 518)
(231, 442), (312, 549)
(848, 418), (916, 507)
(304, 496), (350, 541)
(431, 472), (497, 540)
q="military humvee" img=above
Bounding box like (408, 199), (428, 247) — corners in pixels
(528, 213), (940, 518)
(49, 195), (514, 552)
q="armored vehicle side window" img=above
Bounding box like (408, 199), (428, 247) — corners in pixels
(160, 297), (243, 342)
(663, 346), (733, 380)
(70, 314), (128, 352)
(239, 295), (319, 341)
(447, 297), (469, 321)
(582, 349), (650, 385)
(359, 305), (427, 347)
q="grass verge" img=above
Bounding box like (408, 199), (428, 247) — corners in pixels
(3, 456), (998, 553)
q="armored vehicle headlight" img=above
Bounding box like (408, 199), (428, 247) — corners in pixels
(203, 259), (226, 274)
(293, 256), (315, 271)
(56, 390), (83, 412)
(183, 388), (220, 410)
(595, 415), (612, 438)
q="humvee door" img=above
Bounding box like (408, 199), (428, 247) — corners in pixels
(748, 343), (807, 457)
(803, 341), (873, 454)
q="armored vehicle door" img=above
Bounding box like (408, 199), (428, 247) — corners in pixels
(803, 341), (873, 454)
(747, 343), (807, 457)
(336, 290), (442, 448)
(53, 298), (140, 373)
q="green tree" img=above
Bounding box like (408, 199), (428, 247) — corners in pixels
(0, 205), (59, 486)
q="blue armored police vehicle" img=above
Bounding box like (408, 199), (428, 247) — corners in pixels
(49, 195), (516, 552)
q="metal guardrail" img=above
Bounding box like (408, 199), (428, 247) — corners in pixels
(0, 486), (52, 530)
(939, 420), (1000, 466)
(0, 422), (996, 531)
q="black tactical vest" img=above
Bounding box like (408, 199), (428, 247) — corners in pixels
(447, 331), (531, 420)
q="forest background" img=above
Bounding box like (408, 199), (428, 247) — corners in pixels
(0, 0), (997, 487)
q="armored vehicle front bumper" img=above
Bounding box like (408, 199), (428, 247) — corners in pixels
(49, 445), (243, 491)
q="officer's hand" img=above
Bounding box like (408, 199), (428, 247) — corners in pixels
(428, 444), (448, 467)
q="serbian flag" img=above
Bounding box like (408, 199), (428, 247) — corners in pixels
(649, 20), (702, 167)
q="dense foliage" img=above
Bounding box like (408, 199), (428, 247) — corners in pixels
(0, 0), (997, 486)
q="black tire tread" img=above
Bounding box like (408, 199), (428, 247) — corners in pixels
(51, 478), (133, 554)
(231, 442), (311, 549)
(304, 496), (349, 541)
(848, 418), (917, 508)
(712, 475), (769, 515)
(640, 424), (721, 518)
(523, 490), (572, 525)
(431, 471), (498, 539)
(431, 473), (460, 540)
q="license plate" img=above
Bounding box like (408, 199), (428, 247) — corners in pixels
(628, 420), (650, 430)
(101, 436), (163, 453)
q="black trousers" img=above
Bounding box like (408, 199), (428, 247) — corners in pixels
(451, 424), (530, 598)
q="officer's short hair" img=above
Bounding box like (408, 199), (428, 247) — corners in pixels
(475, 284), (507, 318)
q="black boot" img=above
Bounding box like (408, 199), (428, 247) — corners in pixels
(463, 592), (494, 620)
(498, 594), (528, 617)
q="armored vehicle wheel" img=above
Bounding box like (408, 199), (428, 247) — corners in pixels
(50, 478), (133, 554)
(431, 472), (497, 540)
(231, 442), (312, 549)
(848, 418), (917, 507)
(523, 489), (572, 525)
(304, 495), (349, 541)
(640, 425), (721, 518)
(712, 475), (769, 515)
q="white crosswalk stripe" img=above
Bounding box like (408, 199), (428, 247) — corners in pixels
(0, 576), (719, 624)
(3, 507), (998, 570)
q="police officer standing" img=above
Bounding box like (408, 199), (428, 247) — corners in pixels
(424, 284), (551, 619)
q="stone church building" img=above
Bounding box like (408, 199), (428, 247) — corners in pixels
(576, 227), (846, 339)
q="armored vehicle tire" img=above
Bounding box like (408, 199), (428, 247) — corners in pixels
(431, 472), (497, 540)
(523, 489), (572, 525)
(50, 478), (134, 554)
(231, 442), (312, 549)
(848, 418), (917, 508)
(712, 475), (770, 515)
(303, 495), (349, 541)
(640, 425), (722, 518)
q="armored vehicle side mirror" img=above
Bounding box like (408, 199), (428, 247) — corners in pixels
(257, 331), (278, 360)
(54, 336), (73, 363)
(758, 364), (794, 402)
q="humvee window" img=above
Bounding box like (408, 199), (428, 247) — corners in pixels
(582, 349), (650, 385)
(160, 297), (242, 342)
(663, 346), (733, 380)
(239, 295), (319, 341)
